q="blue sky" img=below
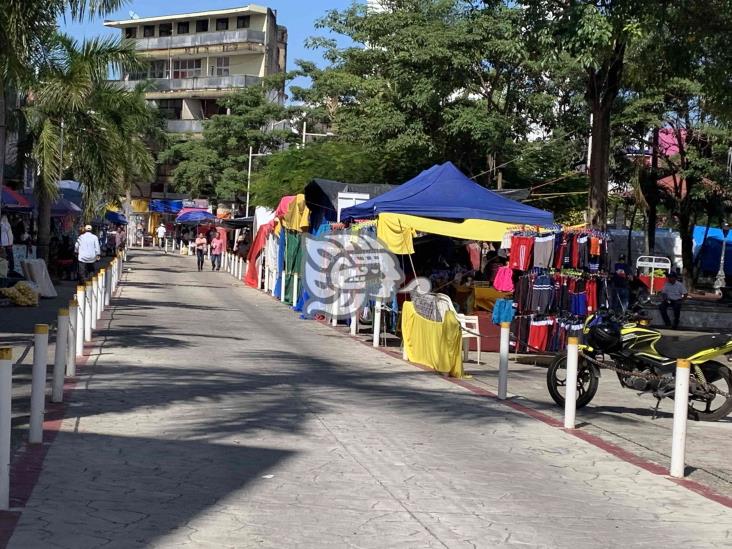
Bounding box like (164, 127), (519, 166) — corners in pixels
(61, 0), (354, 86)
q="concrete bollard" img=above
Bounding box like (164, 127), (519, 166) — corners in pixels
(350, 310), (359, 336)
(563, 337), (580, 429)
(52, 309), (69, 403)
(164, 238), (169, 254)
(293, 273), (299, 307)
(372, 297), (382, 347)
(97, 269), (105, 317)
(76, 285), (86, 354)
(104, 266), (111, 307)
(670, 359), (691, 478)
(29, 324), (49, 444)
(281, 271), (287, 303)
(84, 282), (93, 342)
(238, 257), (244, 281)
(67, 300), (77, 377)
(0, 347), (11, 510)
(498, 322), (511, 400)
(90, 276), (98, 330)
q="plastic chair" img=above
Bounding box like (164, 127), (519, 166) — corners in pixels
(435, 293), (481, 364)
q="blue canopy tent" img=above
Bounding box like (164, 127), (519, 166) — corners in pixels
(175, 210), (217, 224)
(105, 211), (128, 225)
(150, 199), (184, 214)
(341, 161), (553, 226)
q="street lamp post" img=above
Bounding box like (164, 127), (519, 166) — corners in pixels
(301, 121), (335, 147)
(714, 221), (730, 295)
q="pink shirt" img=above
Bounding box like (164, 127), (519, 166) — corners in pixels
(210, 238), (225, 255)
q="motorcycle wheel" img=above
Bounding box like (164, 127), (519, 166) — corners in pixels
(687, 363), (732, 422)
(546, 353), (600, 409)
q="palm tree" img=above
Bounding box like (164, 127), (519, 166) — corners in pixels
(26, 33), (159, 261)
(0, 0), (126, 222)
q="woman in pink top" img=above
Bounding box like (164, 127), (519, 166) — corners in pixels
(210, 232), (225, 271)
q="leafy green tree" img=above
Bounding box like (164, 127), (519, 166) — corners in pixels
(159, 84), (296, 202)
(252, 140), (385, 207)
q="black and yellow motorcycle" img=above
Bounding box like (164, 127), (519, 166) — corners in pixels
(546, 307), (732, 421)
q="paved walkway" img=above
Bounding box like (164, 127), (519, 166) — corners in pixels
(6, 250), (732, 548)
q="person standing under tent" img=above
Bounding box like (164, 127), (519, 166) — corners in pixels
(210, 231), (224, 271)
(156, 223), (167, 253)
(195, 232), (208, 272)
(75, 224), (101, 283)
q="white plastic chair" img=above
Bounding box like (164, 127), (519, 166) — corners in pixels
(435, 293), (481, 364)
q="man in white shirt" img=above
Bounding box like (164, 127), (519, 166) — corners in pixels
(659, 271), (688, 330)
(75, 225), (100, 283)
(156, 223), (167, 253)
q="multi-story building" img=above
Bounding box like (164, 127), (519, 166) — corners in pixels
(104, 4), (287, 211)
(105, 5), (287, 135)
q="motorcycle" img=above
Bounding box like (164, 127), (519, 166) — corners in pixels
(546, 305), (732, 421)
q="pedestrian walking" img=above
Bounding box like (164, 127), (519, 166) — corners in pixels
(659, 271), (688, 329)
(195, 232), (207, 272)
(156, 223), (167, 253)
(75, 224), (100, 283)
(210, 231), (224, 271)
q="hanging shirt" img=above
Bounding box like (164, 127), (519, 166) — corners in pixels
(533, 234), (555, 269)
(509, 236), (534, 271)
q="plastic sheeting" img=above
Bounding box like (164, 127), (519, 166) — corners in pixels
(376, 213), (515, 254)
(401, 301), (463, 378)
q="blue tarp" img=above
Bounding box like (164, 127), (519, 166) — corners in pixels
(340, 162), (554, 226)
(150, 199), (184, 214)
(693, 226), (732, 275)
(105, 211), (128, 225)
(176, 210), (217, 224)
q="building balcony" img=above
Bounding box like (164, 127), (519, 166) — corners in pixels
(116, 74), (261, 92)
(129, 28), (266, 51)
(166, 120), (204, 133)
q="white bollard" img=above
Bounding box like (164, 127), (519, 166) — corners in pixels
(67, 300), (77, 377)
(372, 297), (382, 347)
(350, 310), (359, 336)
(239, 258), (244, 280)
(90, 276), (98, 330)
(104, 267), (111, 307)
(84, 282), (93, 342)
(293, 273), (299, 306)
(29, 324), (49, 444)
(52, 309), (69, 403)
(281, 271), (287, 303)
(165, 238), (169, 254)
(97, 269), (105, 317)
(563, 337), (579, 429)
(331, 288), (339, 327)
(670, 359), (691, 478)
(498, 322), (511, 400)
(0, 347), (11, 510)
(76, 285), (85, 354)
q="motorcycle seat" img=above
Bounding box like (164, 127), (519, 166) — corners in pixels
(654, 334), (731, 360)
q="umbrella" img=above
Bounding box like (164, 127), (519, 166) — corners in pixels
(1, 186), (30, 207)
(176, 209), (217, 224)
(105, 210), (128, 225)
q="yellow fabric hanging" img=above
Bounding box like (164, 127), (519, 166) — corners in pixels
(376, 213), (515, 254)
(281, 194), (311, 232)
(401, 301), (464, 378)
(131, 199), (149, 213)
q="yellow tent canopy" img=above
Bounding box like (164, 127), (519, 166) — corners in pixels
(376, 212), (516, 254)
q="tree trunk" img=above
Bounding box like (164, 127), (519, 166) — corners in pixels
(647, 128), (660, 253)
(588, 103), (611, 229)
(678, 211), (695, 290)
(36, 185), (52, 263)
(627, 204), (637, 266)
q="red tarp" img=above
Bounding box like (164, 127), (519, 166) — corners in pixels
(245, 223), (273, 287)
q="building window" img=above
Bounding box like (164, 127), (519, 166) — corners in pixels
(216, 18), (229, 31)
(211, 57), (230, 77)
(149, 60), (169, 79)
(173, 59), (202, 79)
(196, 19), (208, 32)
(125, 27), (137, 39)
(177, 22), (189, 34)
(156, 99), (183, 120)
(237, 16), (250, 29)
(159, 23), (172, 37)
(143, 25), (155, 38)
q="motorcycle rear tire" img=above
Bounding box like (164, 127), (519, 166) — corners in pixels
(687, 363), (732, 422)
(546, 353), (599, 409)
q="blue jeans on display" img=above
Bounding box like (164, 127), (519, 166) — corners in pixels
(211, 254), (221, 271)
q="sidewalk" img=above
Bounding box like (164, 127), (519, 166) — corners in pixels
(4, 249), (731, 548)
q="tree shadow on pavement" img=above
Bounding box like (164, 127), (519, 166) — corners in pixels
(7, 432), (294, 548)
